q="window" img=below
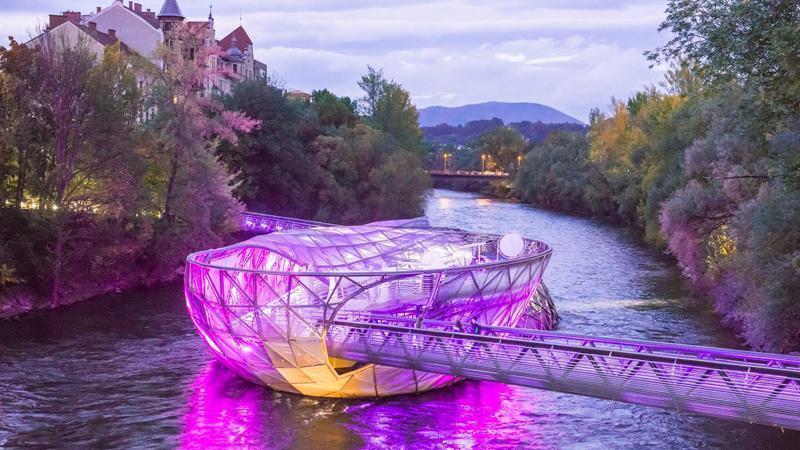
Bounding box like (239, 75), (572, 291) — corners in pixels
(189, 48), (195, 61)
(233, 64), (238, 74)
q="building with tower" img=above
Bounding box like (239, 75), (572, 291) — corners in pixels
(34, 0), (268, 96)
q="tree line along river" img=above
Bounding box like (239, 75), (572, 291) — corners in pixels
(0, 189), (797, 448)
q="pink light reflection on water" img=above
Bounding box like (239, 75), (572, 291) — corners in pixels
(180, 361), (558, 448)
(343, 381), (552, 449)
(180, 361), (278, 449)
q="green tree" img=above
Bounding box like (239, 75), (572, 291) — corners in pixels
(311, 89), (358, 128)
(358, 66), (425, 157)
(357, 65), (385, 116)
(310, 124), (429, 224)
(0, 37), (40, 209)
(220, 80), (320, 217)
(474, 126), (526, 172)
(648, 0), (800, 120)
(514, 131), (589, 212)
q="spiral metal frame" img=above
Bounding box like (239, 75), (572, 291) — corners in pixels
(185, 214), (554, 397)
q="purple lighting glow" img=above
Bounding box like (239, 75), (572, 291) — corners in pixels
(185, 215), (554, 398)
(185, 212), (800, 430)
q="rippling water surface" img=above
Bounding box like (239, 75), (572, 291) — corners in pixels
(1, 190), (797, 448)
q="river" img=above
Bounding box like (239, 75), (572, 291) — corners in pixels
(1, 189), (797, 449)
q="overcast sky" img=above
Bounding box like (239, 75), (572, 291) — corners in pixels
(1, 0), (671, 122)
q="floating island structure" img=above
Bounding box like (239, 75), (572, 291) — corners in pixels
(184, 215), (556, 398)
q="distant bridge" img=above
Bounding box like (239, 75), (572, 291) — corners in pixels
(427, 170), (512, 182)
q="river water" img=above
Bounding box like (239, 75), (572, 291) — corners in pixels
(1, 189), (797, 449)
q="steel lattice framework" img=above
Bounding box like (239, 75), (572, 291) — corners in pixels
(326, 315), (800, 430)
(184, 212), (800, 430)
(186, 214), (554, 397)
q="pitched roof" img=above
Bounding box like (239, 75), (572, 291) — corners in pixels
(80, 25), (133, 53)
(31, 21), (132, 55)
(132, 10), (160, 29)
(218, 26), (253, 51)
(86, 2), (160, 31)
(158, 0), (184, 19)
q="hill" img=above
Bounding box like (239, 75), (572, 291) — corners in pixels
(418, 101), (583, 127)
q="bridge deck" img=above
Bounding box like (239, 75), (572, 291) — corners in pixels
(326, 315), (800, 430)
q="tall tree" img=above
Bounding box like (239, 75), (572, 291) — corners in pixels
(29, 34), (143, 306)
(220, 80), (319, 217)
(0, 37), (40, 209)
(357, 67), (425, 157)
(311, 89), (358, 128)
(144, 24), (258, 222)
(648, 0), (800, 120)
(357, 65), (386, 116)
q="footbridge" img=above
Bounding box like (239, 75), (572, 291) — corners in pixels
(326, 314), (800, 430)
(226, 212), (800, 430)
(427, 170), (512, 182)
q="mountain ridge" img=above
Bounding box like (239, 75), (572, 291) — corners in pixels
(418, 101), (583, 127)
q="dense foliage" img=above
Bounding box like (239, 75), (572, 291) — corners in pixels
(0, 27), (253, 314)
(0, 26), (428, 316)
(515, 0), (800, 352)
(422, 118), (587, 147)
(428, 125), (537, 174)
(218, 73), (429, 225)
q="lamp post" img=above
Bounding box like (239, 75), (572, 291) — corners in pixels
(443, 153), (451, 172)
(517, 154), (523, 172)
(481, 154), (486, 173)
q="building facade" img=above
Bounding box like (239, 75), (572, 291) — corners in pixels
(38, 0), (268, 95)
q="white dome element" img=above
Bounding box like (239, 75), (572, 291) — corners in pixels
(498, 233), (525, 258)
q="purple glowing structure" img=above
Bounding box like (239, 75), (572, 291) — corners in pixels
(185, 214), (555, 398)
(185, 213), (800, 430)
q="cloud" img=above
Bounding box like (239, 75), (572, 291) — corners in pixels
(262, 35), (666, 121)
(495, 53), (527, 63)
(495, 53), (575, 66)
(0, 0), (670, 121)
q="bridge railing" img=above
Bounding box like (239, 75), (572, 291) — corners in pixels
(241, 211), (331, 233)
(428, 170), (511, 178)
(326, 315), (800, 430)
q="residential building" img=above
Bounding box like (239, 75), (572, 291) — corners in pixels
(285, 89), (312, 102)
(34, 0), (268, 95)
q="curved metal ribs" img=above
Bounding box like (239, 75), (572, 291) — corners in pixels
(325, 315), (800, 430)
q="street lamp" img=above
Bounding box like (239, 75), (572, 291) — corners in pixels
(443, 153), (451, 172)
(517, 154), (523, 171)
(481, 154), (486, 173)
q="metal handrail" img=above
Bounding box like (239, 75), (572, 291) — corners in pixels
(329, 317), (800, 377)
(326, 316), (800, 429)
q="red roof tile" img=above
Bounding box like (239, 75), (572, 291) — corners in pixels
(218, 26), (252, 51)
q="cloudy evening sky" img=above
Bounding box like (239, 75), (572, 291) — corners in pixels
(0, 0), (671, 122)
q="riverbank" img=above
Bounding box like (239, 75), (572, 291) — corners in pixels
(0, 266), (180, 320)
(0, 211), (249, 321)
(429, 177), (511, 197)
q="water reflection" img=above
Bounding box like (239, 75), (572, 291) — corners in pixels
(182, 362), (271, 449)
(343, 382), (545, 448)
